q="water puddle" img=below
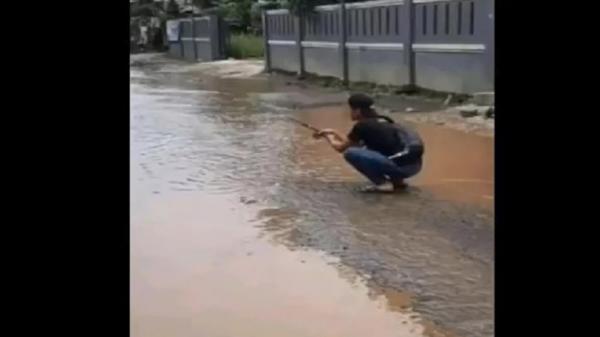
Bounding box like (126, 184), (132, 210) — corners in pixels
(130, 57), (493, 337)
(131, 194), (435, 337)
(291, 105), (494, 209)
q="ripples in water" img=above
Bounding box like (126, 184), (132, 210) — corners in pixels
(130, 65), (493, 337)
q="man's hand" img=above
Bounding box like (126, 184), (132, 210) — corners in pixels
(311, 128), (353, 153)
(317, 128), (337, 135)
(313, 128), (338, 139)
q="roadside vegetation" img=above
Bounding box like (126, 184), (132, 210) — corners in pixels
(227, 34), (264, 59)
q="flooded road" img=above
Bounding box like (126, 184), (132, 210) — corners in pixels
(130, 55), (494, 337)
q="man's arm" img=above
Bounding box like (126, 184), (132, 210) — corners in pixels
(315, 129), (356, 153)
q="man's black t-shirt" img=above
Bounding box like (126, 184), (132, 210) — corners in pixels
(347, 119), (404, 156)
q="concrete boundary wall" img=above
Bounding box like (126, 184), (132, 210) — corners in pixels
(264, 0), (493, 93)
(167, 15), (227, 62)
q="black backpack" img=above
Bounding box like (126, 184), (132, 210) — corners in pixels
(386, 123), (425, 165)
(375, 116), (425, 164)
(395, 124), (424, 159)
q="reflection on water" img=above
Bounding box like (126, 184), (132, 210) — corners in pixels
(131, 194), (430, 337)
(291, 105), (494, 209)
(130, 57), (494, 337)
(412, 124), (493, 209)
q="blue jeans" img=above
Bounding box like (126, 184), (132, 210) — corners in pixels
(344, 147), (422, 185)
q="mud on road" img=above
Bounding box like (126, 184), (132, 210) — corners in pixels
(130, 54), (494, 337)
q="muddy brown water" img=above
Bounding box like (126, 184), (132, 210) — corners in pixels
(130, 56), (493, 337)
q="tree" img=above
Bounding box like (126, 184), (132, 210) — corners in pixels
(284, 0), (369, 16)
(257, 0), (281, 10)
(192, 0), (215, 9)
(166, 0), (181, 16)
(215, 0), (255, 32)
(284, 0), (330, 16)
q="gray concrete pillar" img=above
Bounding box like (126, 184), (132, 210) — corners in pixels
(178, 20), (184, 58)
(403, 0), (416, 87)
(262, 11), (271, 72)
(208, 15), (220, 60)
(191, 16), (198, 61)
(295, 13), (306, 78)
(481, 0), (495, 91)
(339, 1), (348, 85)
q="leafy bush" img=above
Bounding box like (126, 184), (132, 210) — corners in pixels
(227, 34), (264, 59)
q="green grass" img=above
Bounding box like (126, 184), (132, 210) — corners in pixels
(227, 34), (264, 59)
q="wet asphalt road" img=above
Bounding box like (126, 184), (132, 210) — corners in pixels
(130, 55), (494, 337)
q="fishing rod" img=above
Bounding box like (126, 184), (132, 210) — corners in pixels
(285, 117), (321, 133)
